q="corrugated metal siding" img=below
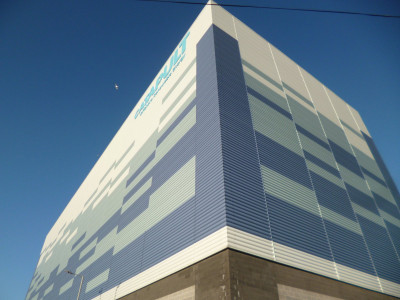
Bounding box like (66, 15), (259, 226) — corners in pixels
(230, 7), (400, 294)
(26, 4), (400, 299)
(213, 25), (271, 241)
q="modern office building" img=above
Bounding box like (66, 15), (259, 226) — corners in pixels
(26, 2), (400, 299)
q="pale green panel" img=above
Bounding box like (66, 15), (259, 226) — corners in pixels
(340, 166), (370, 195)
(244, 72), (289, 112)
(59, 278), (73, 295)
(43, 284), (53, 297)
(341, 120), (364, 140)
(261, 165), (319, 216)
(307, 161), (343, 189)
(158, 90), (196, 138)
(353, 203), (385, 228)
(249, 95), (302, 156)
(366, 174), (397, 206)
(122, 177), (152, 214)
(126, 160), (156, 198)
(114, 156), (196, 254)
(319, 115), (353, 152)
(160, 76), (196, 124)
(353, 148), (384, 181)
(86, 269), (110, 293)
(128, 130), (158, 178)
(83, 189), (122, 243)
(76, 227), (117, 274)
(299, 134), (337, 169)
(242, 60), (283, 94)
(380, 210), (400, 228)
(287, 97), (325, 141)
(161, 58), (196, 104)
(320, 206), (362, 235)
(156, 106), (196, 161)
(79, 238), (97, 260)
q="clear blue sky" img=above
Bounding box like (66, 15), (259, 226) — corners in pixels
(1, 1), (399, 299)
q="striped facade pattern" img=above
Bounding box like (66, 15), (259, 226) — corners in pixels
(26, 3), (400, 300)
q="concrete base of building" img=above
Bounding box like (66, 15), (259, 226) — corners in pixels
(119, 249), (396, 300)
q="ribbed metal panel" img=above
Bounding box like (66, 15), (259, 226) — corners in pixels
(213, 25), (271, 241)
(26, 6), (400, 299)
(325, 88), (400, 286)
(193, 25), (226, 241)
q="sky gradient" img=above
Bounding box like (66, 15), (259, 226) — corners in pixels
(1, 1), (399, 299)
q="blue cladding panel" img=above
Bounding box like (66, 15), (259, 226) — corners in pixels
(304, 151), (341, 178)
(362, 132), (400, 208)
(71, 233), (86, 251)
(194, 25), (227, 240)
(28, 25), (229, 300)
(324, 221), (376, 275)
(358, 216), (400, 283)
(141, 199), (196, 269)
(267, 193), (333, 261)
(256, 132), (312, 190)
(27, 22), (400, 300)
(123, 175), (152, 204)
(247, 86), (292, 120)
(118, 191), (150, 232)
(344, 183), (380, 214)
(361, 166), (387, 187)
(372, 192), (400, 219)
(213, 25), (270, 239)
(125, 151), (155, 187)
(329, 140), (364, 177)
(386, 222), (400, 255)
(83, 250), (114, 300)
(296, 124), (331, 152)
(310, 172), (357, 221)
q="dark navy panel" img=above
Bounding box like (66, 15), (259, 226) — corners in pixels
(118, 191), (150, 232)
(304, 151), (341, 178)
(256, 132), (313, 190)
(213, 25), (270, 239)
(372, 192), (400, 219)
(247, 86), (292, 120)
(296, 124), (331, 152)
(310, 172), (357, 221)
(345, 183), (380, 215)
(193, 25), (227, 240)
(363, 132), (400, 209)
(386, 222), (400, 256)
(329, 140), (364, 177)
(266, 193), (333, 261)
(324, 220), (376, 276)
(358, 216), (400, 283)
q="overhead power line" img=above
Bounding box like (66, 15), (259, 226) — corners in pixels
(136, 0), (400, 19)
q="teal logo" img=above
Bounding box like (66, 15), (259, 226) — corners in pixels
(135, 32), (190, 119)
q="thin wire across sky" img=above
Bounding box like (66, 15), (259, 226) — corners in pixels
(136, 0), (400, 19)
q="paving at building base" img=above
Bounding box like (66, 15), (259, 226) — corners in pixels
(121, 249), (397, 300)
